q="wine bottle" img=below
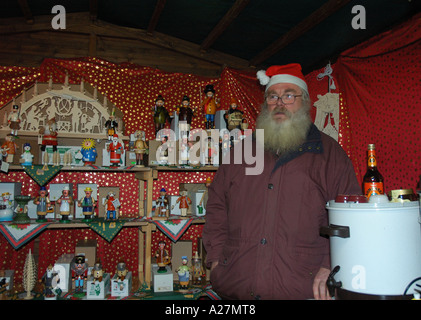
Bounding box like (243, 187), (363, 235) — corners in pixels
(363, 144), (384, 199)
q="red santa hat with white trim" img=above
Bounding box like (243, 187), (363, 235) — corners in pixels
(256, 63), (308, 94)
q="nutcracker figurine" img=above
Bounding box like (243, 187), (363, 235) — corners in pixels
(71, 255), (88, 295)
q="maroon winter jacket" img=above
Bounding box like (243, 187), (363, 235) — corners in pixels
(203, 125), (360, 299)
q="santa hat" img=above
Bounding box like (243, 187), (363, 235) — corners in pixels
(256, 63), (308, 94)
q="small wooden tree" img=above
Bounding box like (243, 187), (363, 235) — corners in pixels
(22, 249), (37, 299)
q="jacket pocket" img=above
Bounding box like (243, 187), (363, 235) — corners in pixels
(210, 242), (241, 292)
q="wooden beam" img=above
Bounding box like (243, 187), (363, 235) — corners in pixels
(0, 12), (252, 71)
(147, 0), (167, 34)
(89, 32), (97, 56)
(201, 0), (250, 51)
(89, 0), (98, 21)
(17, 0), (34, 24)
(249, 0), (352, 67)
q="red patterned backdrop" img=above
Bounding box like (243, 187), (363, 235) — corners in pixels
(0, 13), (419, 284)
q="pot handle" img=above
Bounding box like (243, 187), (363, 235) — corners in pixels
(320, 224), (350, 238)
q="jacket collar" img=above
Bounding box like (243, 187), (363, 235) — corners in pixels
(271, 124), (323, 173)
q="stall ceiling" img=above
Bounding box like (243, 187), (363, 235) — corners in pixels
(0, 0), (419, 73)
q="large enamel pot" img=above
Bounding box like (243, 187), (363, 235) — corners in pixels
(321, 200), (421, 299)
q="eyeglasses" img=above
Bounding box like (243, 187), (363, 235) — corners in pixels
(266, 93), (302, 105)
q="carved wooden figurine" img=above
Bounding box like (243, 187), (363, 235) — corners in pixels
(201, 84), (219, 129)
(8, 104), (21, 136)
(133, 130), (148, 167)
(1, 134), (18, 163)
(56, 186), (73, 223)
(78, 187), (96, 221)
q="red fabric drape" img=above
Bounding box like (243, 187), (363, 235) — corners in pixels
(335, 12), (421, 190)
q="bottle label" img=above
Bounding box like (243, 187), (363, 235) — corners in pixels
(364, 182), (384, 198)
(367, 150), (377, 167)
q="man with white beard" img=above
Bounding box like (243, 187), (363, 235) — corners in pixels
(203, 63), (360, 300)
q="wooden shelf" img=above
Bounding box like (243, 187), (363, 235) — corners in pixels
(151, 165), (219, 171)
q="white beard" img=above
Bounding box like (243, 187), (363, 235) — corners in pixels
(256, 103), (312, 155)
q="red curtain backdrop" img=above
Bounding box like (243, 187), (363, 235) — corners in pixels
(0, 13), (420, 283)
(335, 12), (421, 190)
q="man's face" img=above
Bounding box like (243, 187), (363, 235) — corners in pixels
(62, 190), (69, 196)
(156, 99), (164, 106)
(265, 83), (303, 123)
(85, 191), (92, 197)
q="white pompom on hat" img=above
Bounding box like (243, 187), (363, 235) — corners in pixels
(257, 63), (308, 94)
